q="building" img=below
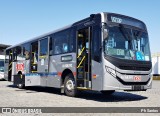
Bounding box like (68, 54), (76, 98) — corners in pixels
(151, 53), (160, 80)
(152, 53), (160, 76)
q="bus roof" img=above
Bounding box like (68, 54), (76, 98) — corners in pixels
(6, 24), (73, 50)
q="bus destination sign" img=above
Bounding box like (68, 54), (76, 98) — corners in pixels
(107, 14), (146, 30)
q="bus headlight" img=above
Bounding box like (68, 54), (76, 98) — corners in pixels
(105, 66), (116, 77)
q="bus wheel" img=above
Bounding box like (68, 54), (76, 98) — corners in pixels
(101, 90), (115, 95)
(17, 84), (24, 89)
(64, 74), (77, 97)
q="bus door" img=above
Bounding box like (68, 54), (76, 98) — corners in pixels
(38, 37), (49, 73)
(30, 41), (38, 73)
(77, 27), (91, 89)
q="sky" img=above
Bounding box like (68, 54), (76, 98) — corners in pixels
(0, 0), (160, 54)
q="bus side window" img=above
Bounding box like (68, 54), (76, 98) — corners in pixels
(40, 38), (48, 56)
(92, 25), (101, 62)
(49, 36), (53, 55)
(53, 30), (69, 55)
(12, 48), (16, 61)
(23, 43), (30, 60)
(54, 46), (62, 54)
(5, 50), (10, 63)
(69, 28), (76, 52)
(16, 46), (23, 60)
(63, 43), (68, 53)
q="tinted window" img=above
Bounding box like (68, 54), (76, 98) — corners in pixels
(5, 49), (10, 63)
(92, 25), (101, 62)
(0, 60), (4, 67)
(50, 28), (76, 55)
(12, 46), (23, 61)
(31, 41), (38, 64)
(23, 43), (30, 60)
(16, 46), (22, 59)
(40, 38), (48, 56)
(12, 48), (17, 61)
(53, 30), (69, 55)
(69, 28), (76, 52)
(0, 60), (4, 72)
(49, 36), (53, 55)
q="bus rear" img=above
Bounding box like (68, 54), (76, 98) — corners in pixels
(101, 13), (152, 92)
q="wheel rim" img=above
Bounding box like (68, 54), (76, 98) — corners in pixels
(66, 79), (74, 91)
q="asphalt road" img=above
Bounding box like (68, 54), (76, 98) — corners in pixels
(0, 80), (159, 115)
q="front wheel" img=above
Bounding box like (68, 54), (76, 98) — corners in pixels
(64, 74), (77, 97)
(101, 90), (115, 95)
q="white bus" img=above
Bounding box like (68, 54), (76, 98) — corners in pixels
(5, 12), (152, 97)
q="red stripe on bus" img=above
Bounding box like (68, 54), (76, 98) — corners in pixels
(93, 74), (97, 79)
(73, 72), (76, 76)
(57, 72), (62, 76)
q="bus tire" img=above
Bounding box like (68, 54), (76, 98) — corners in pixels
(64, 74), (77, 97)
(17, 84), (24, 89)
(101, 90), (115, 95)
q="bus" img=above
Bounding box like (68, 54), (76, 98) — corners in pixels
(4, 12), (152, 97)
(0, 55), (5, 80)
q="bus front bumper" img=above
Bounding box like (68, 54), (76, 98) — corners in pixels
(103, 72), (152, 91)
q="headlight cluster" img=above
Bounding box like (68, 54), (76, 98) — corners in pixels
(105, 66), (116, 77)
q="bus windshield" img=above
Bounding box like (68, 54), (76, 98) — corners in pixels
(103, 25), (151, 61)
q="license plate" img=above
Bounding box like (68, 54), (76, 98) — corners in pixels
(132, 85), (144, 91)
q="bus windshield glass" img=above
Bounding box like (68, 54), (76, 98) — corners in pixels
(103, 24), (151, 61)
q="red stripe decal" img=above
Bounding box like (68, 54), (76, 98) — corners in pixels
(57, 72), (62, 76)
(73, 72), (76, 76)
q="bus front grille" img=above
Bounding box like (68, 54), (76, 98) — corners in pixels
(119, 66), (150, 71)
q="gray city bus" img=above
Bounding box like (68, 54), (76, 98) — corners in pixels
(4, 12), (152, 97)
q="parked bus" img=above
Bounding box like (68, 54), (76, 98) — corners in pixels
(0, 55), (5, 80)
(4, 12), (152, 96)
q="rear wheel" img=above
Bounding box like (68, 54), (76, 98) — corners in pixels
(17, 73), (25, 89)
(17, 84), (25, 89)
(64, 74), (77, 97)
(101, 90), (115, 95)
